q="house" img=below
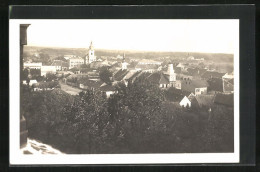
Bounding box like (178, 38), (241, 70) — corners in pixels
(41, 66), (56, 76)
(90, 60), (111, 69)
(69, 57), (84, 69)
(176, 73), (193, 81)
(214, 93), (234, 107)
(186, 68), (207, 79)
(113, 69), (130, 81)
(122, 70), (140, 86)
(51, 60), (69, 71)
(191, 95), (215, 108)
(165, 87), (192, 102)
(181, 79), (209, 95)
(78, 78), (102, 91)
(135, 63), (160, 73)
(159, 74), (170, 88)
(24, 62), (42, 69)
(207, 78), (223, 93)
(201, 71), (225, 80)
(137, 59), (162, 65)
(176, 63), (185, 70)
(179, 96), (191, 107)
(99, 82), (117, 98)
(222, 72), (234, 93)
(64, 55), (76, 60)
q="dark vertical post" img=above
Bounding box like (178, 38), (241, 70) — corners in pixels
(20, 24), (30, 148)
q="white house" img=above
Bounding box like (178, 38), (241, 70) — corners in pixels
(69, 57), (84, 69)
(41, 66), (57, 76)
(179, 96), (191, 107)
(24, 62), (42, 69)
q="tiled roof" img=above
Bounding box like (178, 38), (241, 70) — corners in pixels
(78, 77), (90, 85)
(207, 78), (223, 92)
(123, 70), (139, 80)
(147, 72), (161, 84)
(201, 71), (225, 79)
(159, 74), (169, 84)
(114, 69), (129, 81)
(174, 67), (182, 74)
(135, 64), (159, 70)
(51, 60), (69, 67)
(165, 87), (191, 102)
(214, 93), (234, 106)
(223, 79), (234, 92)
(100, 83), (116, 92)
(193, 95), (215, 107)
(181, 80), (209, 93)
(187, 68), (207, 76)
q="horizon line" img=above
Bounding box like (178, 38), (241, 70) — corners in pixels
(25, 45), (234, 55)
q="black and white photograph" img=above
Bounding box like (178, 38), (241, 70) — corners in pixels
(9, 18), (239, 164)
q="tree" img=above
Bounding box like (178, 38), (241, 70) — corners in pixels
(46, 73), (57, 82)
(99, 67), (112, 84)
(39, 53), (51, 65)
(70, 67), (79, 73)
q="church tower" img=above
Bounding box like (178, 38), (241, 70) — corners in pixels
(168, 64), (176, 82)
(122, 53), (128, 70)
(86, 41), (96, 64)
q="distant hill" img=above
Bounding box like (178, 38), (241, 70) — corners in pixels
(24, 46), (233, 63)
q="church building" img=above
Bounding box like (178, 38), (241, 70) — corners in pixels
(85, 41), (96, 64)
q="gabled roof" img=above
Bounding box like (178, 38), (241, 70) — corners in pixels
(114, 69), (129, 81)
(123, 70), (139, 81)
(159, 74), (169, 84)
(223, 78), (234, 92)
(78, 77), (90, 85)
(174, 67), (182, 74)
(187, 68), (207, 77)
(181, 80), (208, 93)
(214, 93), (234, 106)
(207, 78), (223, 92)
(165, 87), (191, 102)
(87, 80), (103, 89)
(100, 83), (116, 92)
(146, 72), (161, 84)
(193, 95), (215, 107)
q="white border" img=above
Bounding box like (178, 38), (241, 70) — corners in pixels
(9, 19), (239, 165)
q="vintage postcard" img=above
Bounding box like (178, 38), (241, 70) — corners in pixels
(9, 18), (239, 164)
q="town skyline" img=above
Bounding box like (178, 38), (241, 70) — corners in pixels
(25, 19), (238, 54)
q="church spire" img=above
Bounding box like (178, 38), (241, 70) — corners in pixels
(123, 52), (126, 62)
(89, 41), (94, 50)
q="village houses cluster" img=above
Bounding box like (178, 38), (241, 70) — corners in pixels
(23, 41), (234, 109)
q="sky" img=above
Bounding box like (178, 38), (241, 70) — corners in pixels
(25, 19), (239, 54)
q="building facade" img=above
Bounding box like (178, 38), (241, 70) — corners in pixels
(86, 41), (96, 64)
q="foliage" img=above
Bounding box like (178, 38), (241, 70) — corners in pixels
(70, 67), (79, 73)
(67, 77), (78, 83)
(22, 74), (234, 154)
(29, 69), (41, 79)
(99, 67), (112, 84)
(46, 73), (57, 82)
(39, 53), (51, 65)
